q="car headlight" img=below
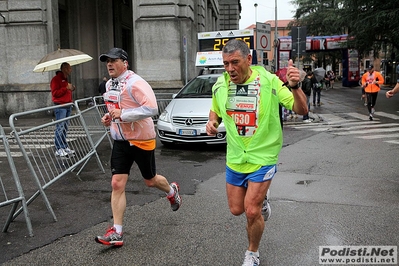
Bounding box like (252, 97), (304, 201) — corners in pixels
(158, 110), (171, 122)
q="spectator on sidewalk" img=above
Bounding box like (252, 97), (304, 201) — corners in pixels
(98, 76), (108, 97)
(327, 70), (336, 89)
(302, 71), (313, 122)
(50, 62), (76, 157)
(311, 74), (322, 106)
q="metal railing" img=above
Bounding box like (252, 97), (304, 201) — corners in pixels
(91, 94), (173, 123)
(75, 97), (113, 149)
(153, 93), (174, 123)
(0, 93), (173, 236)
(7, 103), (106, 226)
(0, 125), (33, 236)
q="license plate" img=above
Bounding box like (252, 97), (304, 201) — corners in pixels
(178, 129), (197, 136)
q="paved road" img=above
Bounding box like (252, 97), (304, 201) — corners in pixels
(1, 84), (399, 265)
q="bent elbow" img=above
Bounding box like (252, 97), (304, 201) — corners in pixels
(294, 105), (308, 115)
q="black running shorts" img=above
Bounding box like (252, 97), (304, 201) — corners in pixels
(110, 140), (156, 180)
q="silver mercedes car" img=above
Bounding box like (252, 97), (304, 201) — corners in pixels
(156, 73), (226, 146)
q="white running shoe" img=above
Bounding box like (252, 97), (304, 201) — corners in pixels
(55, 148), (68, 157)
(261, 189), (271, 221)
(242, 251), (260, 266)
(167, 182), (181, 211)
(64, 148), (75, 155)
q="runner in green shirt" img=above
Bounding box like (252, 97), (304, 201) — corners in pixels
(206, 39), (308, 266)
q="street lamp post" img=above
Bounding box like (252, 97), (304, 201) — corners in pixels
(254, 3), (258, 24)
(254, 3), (259, 65)
(274, 0), (278, 71)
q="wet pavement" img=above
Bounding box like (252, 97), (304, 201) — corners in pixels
(1, 84), (398, 265)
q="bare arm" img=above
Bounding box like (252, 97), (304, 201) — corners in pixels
(285, 59), (308, 115)
(291, 88), (308, 115)
(206, 110), (222, 136)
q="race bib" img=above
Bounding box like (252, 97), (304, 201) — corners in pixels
(104, 90), (121, 112)
(226, 110), (256, 127)
(226, 76), (261, 136)
(366, 73), (375, 84)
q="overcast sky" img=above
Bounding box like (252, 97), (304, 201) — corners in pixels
(239, 0), (296, 29)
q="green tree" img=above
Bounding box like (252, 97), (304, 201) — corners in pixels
(290, 0), (399, 59)
(340, 0), (399, 58)
(291, 0), (345, 36)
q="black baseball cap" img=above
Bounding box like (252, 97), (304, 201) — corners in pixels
(367, 65), (374, 70)
(99, 48), (128, 62)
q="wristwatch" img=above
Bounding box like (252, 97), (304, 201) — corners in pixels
(283, 82), (301, 90)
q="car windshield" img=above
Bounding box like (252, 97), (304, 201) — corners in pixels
(175, 75), (219, 98)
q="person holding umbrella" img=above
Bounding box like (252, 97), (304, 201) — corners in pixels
(50, 62), (76, 157)
(312, 67), (325, 106)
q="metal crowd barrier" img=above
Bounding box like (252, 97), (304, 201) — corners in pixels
(0, 93), (172, 236)
(8, 103), (106, 224)
(92, 94), (173, 123)
(153, 93), (174, 123)
(75, 97), (113, 149)
(0, 125), (33, 236)
(92, 95), (108, 117)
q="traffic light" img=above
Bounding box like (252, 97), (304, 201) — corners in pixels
(263, 52), (268, 65)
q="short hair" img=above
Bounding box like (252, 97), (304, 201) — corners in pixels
(222, 39), (250, 58)
(307, 71), (313, 76)
(60, 62), (70, 70)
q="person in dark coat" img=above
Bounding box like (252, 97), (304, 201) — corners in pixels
(301, 71), (313, 122)
(98, 76), (108, 96)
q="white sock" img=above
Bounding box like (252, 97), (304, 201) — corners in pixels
(167, 186), (174, 196)
(113, 224), (123, 234)
(246, 250), (259, 257)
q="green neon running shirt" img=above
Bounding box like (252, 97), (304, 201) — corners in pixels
(211, 66), (294, 173)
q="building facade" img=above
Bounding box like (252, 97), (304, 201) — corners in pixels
(0, 0), (240, 117)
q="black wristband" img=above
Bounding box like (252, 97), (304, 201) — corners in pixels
(283, 82), (301, 90)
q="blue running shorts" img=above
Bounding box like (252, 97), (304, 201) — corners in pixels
(226, 165), (277, 187)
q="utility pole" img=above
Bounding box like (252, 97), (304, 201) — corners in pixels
(254, 3), (258, 24)
(297, 26), (300, 68)
(274, 0), (278, 71)
(254, 3), (259, 65)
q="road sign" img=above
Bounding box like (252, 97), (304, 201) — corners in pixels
(291, 26), (307, 55)
(256, 23), (271, 51)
